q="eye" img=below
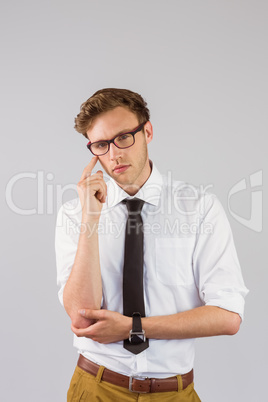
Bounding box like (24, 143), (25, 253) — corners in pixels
(95, 142), (107, 149)
(117, 133), (131, 142)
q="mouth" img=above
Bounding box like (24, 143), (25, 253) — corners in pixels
(113, 164), (130, 174)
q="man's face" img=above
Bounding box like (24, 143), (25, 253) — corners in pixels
(86, 106), (153, 195)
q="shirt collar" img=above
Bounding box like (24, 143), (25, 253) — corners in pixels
(106, 160), (163, 209)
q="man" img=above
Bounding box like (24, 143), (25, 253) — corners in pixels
(55, 88), (248, 401)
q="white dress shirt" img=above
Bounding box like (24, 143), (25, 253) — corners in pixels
(55, 161), (248, 378)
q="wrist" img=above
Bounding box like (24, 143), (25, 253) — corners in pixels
(141, 316), (156, 340)
(78, 220), (100, 240)
(81, 213), (100, 225)
(125, 316), (132, 339)
(129, 312), (146, 343)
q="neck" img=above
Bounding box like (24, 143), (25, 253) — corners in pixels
(121, 160), (152, 196)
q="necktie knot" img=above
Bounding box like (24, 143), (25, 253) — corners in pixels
(123, 198), (145, 214)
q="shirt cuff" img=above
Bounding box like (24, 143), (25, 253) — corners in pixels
(205, 292), (248, 321)
(58, 285), (65, 307)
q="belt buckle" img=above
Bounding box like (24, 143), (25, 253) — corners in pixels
(129, 375), (149, 393)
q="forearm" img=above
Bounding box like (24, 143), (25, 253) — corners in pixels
(63, 220), (102, 328)
(71, 305), (241, 343)
(142, 306), (241, 340)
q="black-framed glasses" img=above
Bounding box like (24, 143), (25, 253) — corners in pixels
(87, 122), (146, 156)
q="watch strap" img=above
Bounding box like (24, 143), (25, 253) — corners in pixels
(132, 312), (143, 333)
(128, 312), (146, 345)
(124, 312), (149, 354)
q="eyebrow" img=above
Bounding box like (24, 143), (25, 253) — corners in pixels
(115, 127), (132, 136)
(91, 126), (136, 143)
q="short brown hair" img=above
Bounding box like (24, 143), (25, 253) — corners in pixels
(74, 88), (150, 138)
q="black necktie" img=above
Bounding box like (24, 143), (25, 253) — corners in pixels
(123, 198), (149, 354)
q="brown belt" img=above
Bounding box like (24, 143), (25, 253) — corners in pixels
(77, 354), (193, 393)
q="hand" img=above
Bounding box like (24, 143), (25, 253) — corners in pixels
(77, 156), (107, 220)
(71, 309), (132, 344)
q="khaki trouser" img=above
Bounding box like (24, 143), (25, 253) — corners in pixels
(67, 365), (201, 402)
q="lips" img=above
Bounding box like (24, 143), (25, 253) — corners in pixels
(113, 164), (130, 174)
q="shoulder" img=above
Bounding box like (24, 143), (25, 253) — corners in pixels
(160, 173), (219, 219)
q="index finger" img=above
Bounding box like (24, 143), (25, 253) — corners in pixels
(80, 156), (99, 181)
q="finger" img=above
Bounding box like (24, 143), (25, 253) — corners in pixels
(78, 171), (104, 187)
(80, 156), (99, 181)
(79, 309), (104, 320)
(93, 170), (106, 201)
(95, 178), (107, 203)
(71, 324), (92, 338)
(80, 176), (107, 203)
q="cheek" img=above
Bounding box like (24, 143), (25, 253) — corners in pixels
(98, 158), (109, 173)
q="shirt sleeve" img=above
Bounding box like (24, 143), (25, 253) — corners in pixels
(55, 200), (81, 306)
(193, 193), (249, 320)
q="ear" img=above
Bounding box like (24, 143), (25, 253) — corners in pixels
(144, 121), (153, 144)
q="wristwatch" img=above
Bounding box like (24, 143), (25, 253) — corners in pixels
(129, 312), (146, 344)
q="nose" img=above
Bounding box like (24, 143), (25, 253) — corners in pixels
(109, 142), (122, 160)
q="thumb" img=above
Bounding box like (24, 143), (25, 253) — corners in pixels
(96, 170), (103, 177)
(79, 309), (101, 320)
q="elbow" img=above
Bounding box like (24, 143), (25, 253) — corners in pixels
(62, 289), (101, 329)
(63, 299), (100, 329)
(65, 306), (94, 329)
(71, 314), (94, 329)
(226, 312), (241, 335)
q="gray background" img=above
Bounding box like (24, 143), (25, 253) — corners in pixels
(1, 1), (267, 401)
